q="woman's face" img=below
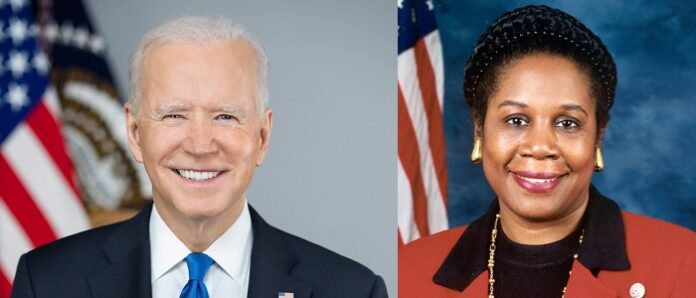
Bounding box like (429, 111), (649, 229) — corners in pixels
(479, 53), (598, 222)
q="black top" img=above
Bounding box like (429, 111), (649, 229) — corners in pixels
(494, 224), (582, 298)
(433, 184), (630, 292)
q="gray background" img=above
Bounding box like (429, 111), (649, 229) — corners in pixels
(83, 0), (395, 295)
(438, 0), (696, 231)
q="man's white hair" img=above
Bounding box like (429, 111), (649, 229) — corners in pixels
(128, 15), (269, 116)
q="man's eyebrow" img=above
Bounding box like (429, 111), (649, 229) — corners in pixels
(212, 106), (246, 117)
(497, 100), (528, 109)
(560, 103), (589, 116)
(154, 105), (189, 116)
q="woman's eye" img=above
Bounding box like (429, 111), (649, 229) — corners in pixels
(556, 119), (579, 129)
(506, 117), (529, 126)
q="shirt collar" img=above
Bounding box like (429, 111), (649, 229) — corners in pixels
(204, 202), (253, 283)
(433, 185), (630, 291)
(149, 200), (254, 284)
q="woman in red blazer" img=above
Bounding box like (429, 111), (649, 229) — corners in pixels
(399, 5), (696, 298)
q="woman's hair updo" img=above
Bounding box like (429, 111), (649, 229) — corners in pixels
(464, 5), (617, 129)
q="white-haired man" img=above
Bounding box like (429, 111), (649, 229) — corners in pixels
(11, 16), (387, 298)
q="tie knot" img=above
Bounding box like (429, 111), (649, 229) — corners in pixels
(185, 253), (214, 281)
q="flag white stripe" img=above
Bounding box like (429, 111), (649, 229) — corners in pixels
(398, 50), (448, 235)
(397, 160), (421, 242)
(43, 86), (61, 118)
(424, 31), (444, 108)
(2, 124), (90, 238)
(0, 197), (33, 281)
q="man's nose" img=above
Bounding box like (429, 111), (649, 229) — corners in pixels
(519, 124), (559, 160)
(183, 120), (219, 155)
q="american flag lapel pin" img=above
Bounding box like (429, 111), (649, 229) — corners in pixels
(278, 292), (294, 298)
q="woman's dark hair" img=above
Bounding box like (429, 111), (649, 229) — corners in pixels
(464, 5), (616, 130)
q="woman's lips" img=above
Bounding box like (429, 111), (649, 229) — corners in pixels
(511, 171), (565, 193)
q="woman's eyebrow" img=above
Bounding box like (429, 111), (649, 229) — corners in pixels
(497, 100), (527, 109)
(560, 104), (588, 116)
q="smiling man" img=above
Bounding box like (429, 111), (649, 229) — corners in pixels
(11, 16), (386, 298)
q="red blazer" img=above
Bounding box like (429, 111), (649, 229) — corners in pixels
(400, 195), (696, 297)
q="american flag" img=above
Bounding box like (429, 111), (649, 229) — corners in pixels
(278, 292), (294, 298)
(397, 0), (448, 246)
(0, 0), (89, 296)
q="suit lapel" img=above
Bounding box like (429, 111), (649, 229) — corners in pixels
(565, 260), (618, 298)
(458, 272), (488, 297)
(247, 206), (313, 298)
(88, 204), (153, 298)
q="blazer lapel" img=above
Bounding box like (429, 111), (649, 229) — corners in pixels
(565, 260), (618, 298)
(88, 204), (153, 298)
(247, 206), (313, 298)
(458, 272), (488, 297)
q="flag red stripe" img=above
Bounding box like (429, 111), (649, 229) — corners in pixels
(25, 101), (81, 201)
(398, 85), (430, 238)
(413, 38), (448, 206)
(0, 269), (11, 298)
(0, 155), (58, 247)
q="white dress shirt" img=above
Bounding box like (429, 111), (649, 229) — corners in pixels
(150, 201), (253, 298)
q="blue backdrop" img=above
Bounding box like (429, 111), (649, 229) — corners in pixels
(438, 0), (696, 231)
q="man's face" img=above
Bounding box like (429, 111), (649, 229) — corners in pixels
(126, 40), (272, 223)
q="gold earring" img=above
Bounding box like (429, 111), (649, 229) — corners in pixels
(595, 147), (604, 172)
(471, 138), (482, 164)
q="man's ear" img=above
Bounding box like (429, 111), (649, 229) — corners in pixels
(125, 103), (144, 163)
(256, 108), (273, 166)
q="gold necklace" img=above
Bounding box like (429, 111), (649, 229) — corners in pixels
(487, 213), (584, 298)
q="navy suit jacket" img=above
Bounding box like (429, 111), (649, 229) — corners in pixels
(10, 204), (387, 298)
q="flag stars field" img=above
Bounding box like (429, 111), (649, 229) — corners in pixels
(8, 18), (27, 44)
(32, 51), (49, 74)
(73, 26), (89, 49)
(7, 50), (28, 78)
(5, 82), (28, 111)
(8, 0), (26, 12)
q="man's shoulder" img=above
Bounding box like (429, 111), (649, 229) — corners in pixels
(274, 225), (379, 280)
(21, 221), (122, 269)
(251, 210), (387, 297)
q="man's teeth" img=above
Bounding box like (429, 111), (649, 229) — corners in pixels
(177, 169), (220, 181)
(520, 176), (558, 184)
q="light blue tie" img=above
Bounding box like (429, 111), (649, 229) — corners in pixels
(180, 253), (214, 298)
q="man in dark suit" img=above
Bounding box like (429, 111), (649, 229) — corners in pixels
(11, 15), (387, 298)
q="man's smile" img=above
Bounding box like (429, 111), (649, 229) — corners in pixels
(173, 169), (224, 181)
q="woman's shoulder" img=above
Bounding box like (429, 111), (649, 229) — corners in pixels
(400, 227), (467, 260)
(622, 210), (696, 246)
(399, 227), (469, 296)
(617, 211), (696, 296)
